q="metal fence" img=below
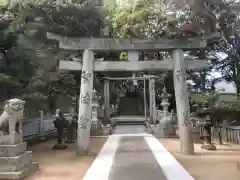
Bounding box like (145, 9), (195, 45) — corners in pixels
(21, 107), (119, 141)
(22, 113), (72, 141)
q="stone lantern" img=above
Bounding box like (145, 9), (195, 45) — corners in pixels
(90, 89), (101, 135)
(195, 107), (216, 150)
(150, 87), (174, 137)
(158, 86), (174, 137)
(160, 87), (171, 121)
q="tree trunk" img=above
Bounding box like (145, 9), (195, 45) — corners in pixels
(236, 83), (240, 100)
(48, 96), (56, 114)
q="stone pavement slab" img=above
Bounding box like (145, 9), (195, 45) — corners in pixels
(83, 134), (195, 180)
(108, 136), (167, 180)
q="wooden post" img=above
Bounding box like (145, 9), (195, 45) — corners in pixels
(149, 78), (153, 122)
(104, 79), (110, 125)
(149, 78), (156, 124)
(151, 78), (156, 124)
(172, 49), (194, 154)
(143, 77), (147, 121)
(76, 49), (94, 155)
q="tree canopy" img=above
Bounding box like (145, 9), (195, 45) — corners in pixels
(0, 0), (240, 115)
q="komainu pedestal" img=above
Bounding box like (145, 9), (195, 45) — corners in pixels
(0, 98), (39, 179)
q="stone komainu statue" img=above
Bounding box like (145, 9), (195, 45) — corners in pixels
(0, 98), (26, 135)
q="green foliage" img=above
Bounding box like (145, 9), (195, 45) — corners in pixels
(119, 52), (128, 60)
(33, 3), (105, 37)
(0, 0), (108, 113)
(0, 20), (37, 98)
(204, 92), (219, 107)
(25, 69), (76, 99)
(5, 0), (240, 115)
(111, 0), (172, 38)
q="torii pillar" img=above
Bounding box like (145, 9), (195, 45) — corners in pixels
(76, 49), (94, 155)
(172, 49), (194, 154)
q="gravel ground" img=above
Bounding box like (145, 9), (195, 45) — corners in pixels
(26, 138), (107, 180)
(160, 138), (240, 180)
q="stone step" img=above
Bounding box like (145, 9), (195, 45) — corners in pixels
(0, 161), (39, 180)
(0, 151), (33, 172)
(111, 115), (148, 126)
(116, 121), (146, 125)
(0, 142), (27, 157)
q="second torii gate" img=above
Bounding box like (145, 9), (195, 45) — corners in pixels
(103, 75), (159, 124)
(47, 32), (207, 155)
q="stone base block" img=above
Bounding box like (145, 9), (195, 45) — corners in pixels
(150, 125), (160, 137)
(0, 142), (27, 157)
(0, 134), (22, 145)
(175, 125), (201, 141)
(102, 125), (112, 136)
(150, 125), (172, 138)
(146, 126), (153, 134)
(192, 127), (201, 141)
(150, 124), (162, 137)
(90, 129), (103, 136)
(0, 161), (39, 180)
(90, 121), (103, 136)
(0, 151), (34, 172)
(201, 144), (217, 150)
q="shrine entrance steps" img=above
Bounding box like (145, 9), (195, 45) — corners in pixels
(110, 115), (148, 134)
(82, 134), (195, 180)
(110, 115), (147, 125)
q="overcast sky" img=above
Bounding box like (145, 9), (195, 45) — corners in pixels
(212, 72), (236, 93)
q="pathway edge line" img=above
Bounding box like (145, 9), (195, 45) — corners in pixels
(83, 135), (120, 180)
(144, 135), (195, 180)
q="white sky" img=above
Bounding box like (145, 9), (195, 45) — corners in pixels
(211, 53), (236, 93)
(213, 71), (236, 93)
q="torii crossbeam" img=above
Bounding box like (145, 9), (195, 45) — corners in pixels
(58, 59), (208, 71)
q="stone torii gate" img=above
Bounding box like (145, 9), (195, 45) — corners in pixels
(104, 75), (159, 124)
(47, 32), (207, 155)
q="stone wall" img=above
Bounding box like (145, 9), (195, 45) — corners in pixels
(218, 93), (238, 102)
(191, 92), (238, 103)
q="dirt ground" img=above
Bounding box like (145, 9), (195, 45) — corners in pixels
(160, 138), (240, 180)
(26, 138), (107, 180)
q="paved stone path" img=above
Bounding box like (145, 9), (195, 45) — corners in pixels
(108, 136), (167, 180)
(83, 134), (195, 180)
